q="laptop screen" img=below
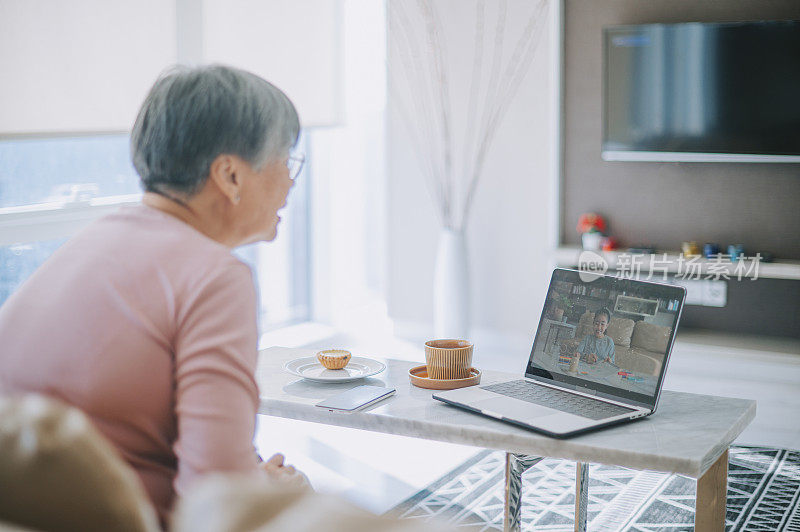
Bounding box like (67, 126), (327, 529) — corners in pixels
(526, 269), (686, 408)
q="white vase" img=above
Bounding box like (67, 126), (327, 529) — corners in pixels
(581, 232), (604, 251)
(434, 228), (470, 339)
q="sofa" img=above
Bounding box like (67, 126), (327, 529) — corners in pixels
(0, 395), (451, 532)
(560, 311), (671, 376)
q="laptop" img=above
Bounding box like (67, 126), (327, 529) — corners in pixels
(433, 268), (686, 438)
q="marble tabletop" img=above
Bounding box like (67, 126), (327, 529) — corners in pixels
(256, 347), (756, 478)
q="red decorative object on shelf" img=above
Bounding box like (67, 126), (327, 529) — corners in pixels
(601, 237), (619, 251)
(577, 213), (609, 251)
(576, 213), (607, 235)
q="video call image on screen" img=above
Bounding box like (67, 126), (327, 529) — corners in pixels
(530, 276), (681, 397)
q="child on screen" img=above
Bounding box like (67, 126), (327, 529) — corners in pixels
(576, 307), (615, 365)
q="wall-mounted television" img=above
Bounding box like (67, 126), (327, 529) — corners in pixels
(603, 20), (800, 163)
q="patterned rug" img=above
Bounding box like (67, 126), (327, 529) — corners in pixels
(391, 446), (800, 531)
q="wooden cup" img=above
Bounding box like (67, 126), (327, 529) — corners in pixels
(424, 339), (473, 380)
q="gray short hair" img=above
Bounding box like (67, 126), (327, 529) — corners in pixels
(131, 64), (300, 196)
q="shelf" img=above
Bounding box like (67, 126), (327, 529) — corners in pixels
(555, 246), (800, 281)
(615, 295), (659, 316)
(553, 288), (612, 301)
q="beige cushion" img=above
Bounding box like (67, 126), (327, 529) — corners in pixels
(605, 318), (634, 347)
(172, 475), (453, 532)
(615, 346), (664, 376)
(631, 322), (671, 354)
(0, 395), (160, 532)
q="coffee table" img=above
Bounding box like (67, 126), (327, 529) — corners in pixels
(256, 347), (756, 531)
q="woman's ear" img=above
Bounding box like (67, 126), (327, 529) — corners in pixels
(208, 154), (242, 205)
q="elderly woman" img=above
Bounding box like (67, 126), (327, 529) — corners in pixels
(0, 65), (306, 524)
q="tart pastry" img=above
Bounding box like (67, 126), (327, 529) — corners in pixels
(316, 349), (352, 370)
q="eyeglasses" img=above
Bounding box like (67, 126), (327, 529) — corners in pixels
(287, 153), (305, 180)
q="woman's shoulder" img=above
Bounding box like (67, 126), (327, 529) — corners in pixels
(75, 204), (248, 286)
(102, 204), (231, 254)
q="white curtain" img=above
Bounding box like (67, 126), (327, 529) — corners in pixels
(0, 0), (343, 135)
(0, 0), (178, 134)
(202, 0), (343, 128)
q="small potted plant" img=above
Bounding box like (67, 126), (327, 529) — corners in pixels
(576, 212), (607, 251)
(551, 294), (573, 322)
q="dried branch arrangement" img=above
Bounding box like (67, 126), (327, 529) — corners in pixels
(389, 0), (547, 230)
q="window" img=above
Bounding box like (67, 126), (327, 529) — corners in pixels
(0, 134), (311, 333)
(0, 238), (67, 304)
(235, 136), (312, 333)
(0, 134), (140, 208)
(0, 134), (140, 304)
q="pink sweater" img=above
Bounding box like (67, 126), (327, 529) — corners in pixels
(0, 204), (261, 521)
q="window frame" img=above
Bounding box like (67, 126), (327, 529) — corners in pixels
(0, 194), (141, 246)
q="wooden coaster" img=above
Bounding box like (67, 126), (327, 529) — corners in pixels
(409, 365), (481, 390)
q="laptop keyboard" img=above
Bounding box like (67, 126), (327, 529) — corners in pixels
(480, 380), (634, 421)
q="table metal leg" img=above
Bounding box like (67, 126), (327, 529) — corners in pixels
(503, 453), (544, 531)
(575, 462), (589, 532)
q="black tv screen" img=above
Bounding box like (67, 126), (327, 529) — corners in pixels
(603, 20), (800, 162)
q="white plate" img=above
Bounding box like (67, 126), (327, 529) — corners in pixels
(284, 356), (386, 383)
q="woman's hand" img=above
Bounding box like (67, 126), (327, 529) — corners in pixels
(260, 453), (311, 490)
(586, 353), (598, 364)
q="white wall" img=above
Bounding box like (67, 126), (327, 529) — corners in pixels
(386, 0), (558, 347)
(308, 0), (387, 327)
